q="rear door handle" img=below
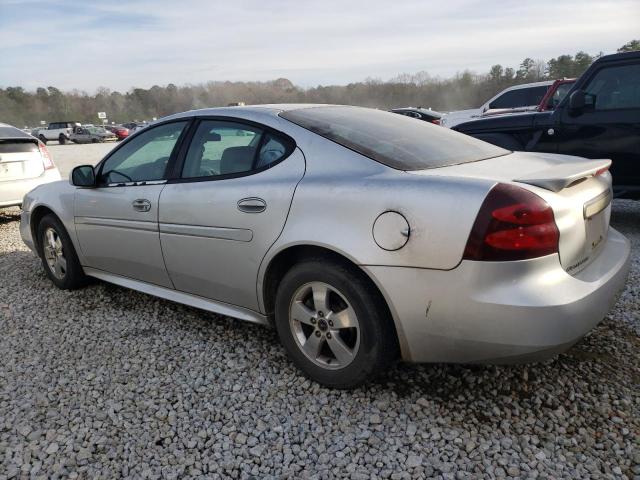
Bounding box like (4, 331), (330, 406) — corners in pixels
(237, 197), (266, 213)
(132, 199), (151, 212)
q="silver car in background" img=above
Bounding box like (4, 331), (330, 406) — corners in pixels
(0, 123), (61, 208)
(19, 105), (630, 388)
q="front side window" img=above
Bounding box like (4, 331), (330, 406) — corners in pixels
(99, 121), (187, 184)
(181, 120), (292, 178)
(280, 106), (508, 170)
(584, 64), (640, 110)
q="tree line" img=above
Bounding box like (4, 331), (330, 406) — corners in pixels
(1, 40), (638, 128)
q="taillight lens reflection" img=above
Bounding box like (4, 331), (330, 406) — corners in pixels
(463, 184), (559, 261)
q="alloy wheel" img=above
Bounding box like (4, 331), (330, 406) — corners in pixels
(43, 227), (66, 280)
(289, 281), (360, 370)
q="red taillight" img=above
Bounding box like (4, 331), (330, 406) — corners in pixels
(595, 166), (609, 176)
(38, 141), (55, 170)
(431, 119), (441, 125)
(463, 183), (559, 261)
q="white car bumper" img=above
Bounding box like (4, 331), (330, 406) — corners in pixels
(0, 168), (62, 208)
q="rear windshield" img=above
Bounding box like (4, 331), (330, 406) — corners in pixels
(0, 140), (38, 153)
(280, 106), (508, 170)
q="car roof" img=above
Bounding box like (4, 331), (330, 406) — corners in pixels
(504, 80), (554, 91)
(162, 104), (359, 121)
(0, 122), (34, 140)
(596, 50), (640, 63)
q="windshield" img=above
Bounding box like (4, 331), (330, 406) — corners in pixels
(86, 127), (104, 134)
(280, 106), (508, 170)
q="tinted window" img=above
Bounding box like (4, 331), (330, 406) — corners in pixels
(584, 64), (640, 110)
(280, 106), (508, 170)
(489, 86), (548, 109)
(0, 141), (37, 153)
(99, 121), (187, 184)
(182, 121), (291, 178)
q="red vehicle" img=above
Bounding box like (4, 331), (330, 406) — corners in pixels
(538, 78), (576, 111)
(103, 125), (129, 141)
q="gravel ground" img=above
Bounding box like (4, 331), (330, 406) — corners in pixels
(0, 201), (638, 480)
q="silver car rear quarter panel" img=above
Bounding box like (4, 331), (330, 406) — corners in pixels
(364, 228), (630, 363)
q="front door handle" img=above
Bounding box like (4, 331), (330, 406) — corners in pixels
(132, 199), (151, 212)
(237, 197), (266, 213)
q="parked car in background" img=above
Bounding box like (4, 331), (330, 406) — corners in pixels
(129, 123), (149, 134)
(391, 107), (442, 124)
(441, 81), (553, 128)
(30, 127), (46, 138)
(20, 105), (630, 387)
(69, 125), (117, 144)
(454, 51), (640, 199)
(38, 121), (79, 145)
(0, 123), (60, 208)
(103, 125), (129, 141)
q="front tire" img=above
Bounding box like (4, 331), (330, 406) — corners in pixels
(58, 134), (66, 145)
(37, 214), (88, 290)
(274, 259), (398, 388)
(38, 135), (47, 144)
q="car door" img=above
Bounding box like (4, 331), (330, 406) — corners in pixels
(556, 61), (640, 190)
(74, 120), (190, 287)
(76, 128), (90, 143)
(158, 118), (305, 311)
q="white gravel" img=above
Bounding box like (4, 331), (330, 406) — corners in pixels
(0, 201), (638, 479)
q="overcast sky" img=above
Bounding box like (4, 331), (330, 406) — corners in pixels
(1, 0), (638, 92)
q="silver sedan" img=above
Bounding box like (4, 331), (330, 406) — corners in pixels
(20, 105), (630, 388)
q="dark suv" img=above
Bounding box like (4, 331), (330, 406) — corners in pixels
(454, 51), (640, 198)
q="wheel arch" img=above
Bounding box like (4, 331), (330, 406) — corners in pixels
(30, 205), (60, 254)
(259, 243), (408, 358)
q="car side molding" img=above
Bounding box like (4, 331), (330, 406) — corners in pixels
(83, 267), (269, 325)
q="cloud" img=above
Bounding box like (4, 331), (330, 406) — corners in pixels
(1, 0), (638, 91)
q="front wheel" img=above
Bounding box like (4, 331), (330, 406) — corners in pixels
(37, 214), (89, 290)
(274, 259), (398, 388)
(58, 134), (66, 145)
(38, 135), (47, 144)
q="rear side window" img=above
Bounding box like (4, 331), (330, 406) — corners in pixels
(280, 106), (508, 170)
(181, 120), (293, 179)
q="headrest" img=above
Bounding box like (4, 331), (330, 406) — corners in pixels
(220, 146), (255, 175)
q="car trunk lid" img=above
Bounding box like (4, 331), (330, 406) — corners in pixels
(0, 139), (45, 182)
(411, 151), (613, 275)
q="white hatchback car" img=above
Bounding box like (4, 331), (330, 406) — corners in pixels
(0, 123), (61, 208)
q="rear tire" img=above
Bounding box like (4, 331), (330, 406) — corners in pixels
(37, 214), (88, 290)
(38, 135), (47, 144)
(58, 134), (66, 145)
(274, 259), (398, 388)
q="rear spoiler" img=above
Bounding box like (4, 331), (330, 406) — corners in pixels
(514, 159), (611, 192)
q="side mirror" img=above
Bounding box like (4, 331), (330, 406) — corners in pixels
(569, 89), (586, 112)
(70, 165), (96, 187)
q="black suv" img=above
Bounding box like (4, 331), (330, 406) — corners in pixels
(454, 51), (640, 198)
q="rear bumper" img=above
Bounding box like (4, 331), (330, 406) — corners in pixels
(0, 168), (61, 208)
(365, 228), (631, 363)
